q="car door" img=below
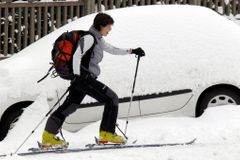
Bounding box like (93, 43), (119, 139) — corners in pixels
(139, 89), (193, 116)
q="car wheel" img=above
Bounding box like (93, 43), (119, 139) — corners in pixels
(196, 88), (240, 117)
(0, 109), (24, 141)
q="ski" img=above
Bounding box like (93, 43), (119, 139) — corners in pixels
(85, 136), (136, 148)
(12, 138), (196, 156)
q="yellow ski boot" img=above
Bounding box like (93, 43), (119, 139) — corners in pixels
(99, 131), (126, 144)
(41, 130), (69, 149)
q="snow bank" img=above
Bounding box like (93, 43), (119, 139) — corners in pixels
(1, 5), (240, 104)
(1, 97), (240, 160)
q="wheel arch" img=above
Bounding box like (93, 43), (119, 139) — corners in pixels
(0, 101), (34, 141)
(0, 101), (34, 123)
(195, 83), (240, 117)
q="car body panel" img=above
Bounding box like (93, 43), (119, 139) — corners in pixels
(62, 89), (192, 131)
(139, 92), (193, 116)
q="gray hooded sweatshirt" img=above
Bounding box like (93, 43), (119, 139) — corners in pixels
(88, 26), (130, 77)
(72, 26), (130, 77)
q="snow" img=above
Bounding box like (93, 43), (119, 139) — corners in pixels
(226, 14), (240, 26)
(1, 4), (240, 160)
(1, 93), (240, 160)
(225, 0), (230, 4)
(1, 5), (240, 105)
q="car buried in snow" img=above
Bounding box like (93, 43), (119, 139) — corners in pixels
(1, 5), (240, 141)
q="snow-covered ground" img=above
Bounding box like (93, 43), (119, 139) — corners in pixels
(2, 98), (240, 160)
(1, 6), (240, 160)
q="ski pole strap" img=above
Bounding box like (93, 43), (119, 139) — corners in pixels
(37, 66), (54, 83)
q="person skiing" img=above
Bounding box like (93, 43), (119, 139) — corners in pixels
(41, 12), (145, 148)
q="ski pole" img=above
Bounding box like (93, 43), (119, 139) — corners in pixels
(13, 86), (71, 155)
(116, 123), (128, 140)
(124, 55), (141, 135)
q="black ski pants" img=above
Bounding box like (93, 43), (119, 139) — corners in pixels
(45, 74), (119, 134)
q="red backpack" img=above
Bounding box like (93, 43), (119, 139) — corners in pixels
(38, 30), (96, 83)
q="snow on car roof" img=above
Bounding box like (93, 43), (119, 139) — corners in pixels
(0, 5), (240, 104)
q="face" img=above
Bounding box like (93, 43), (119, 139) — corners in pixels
(99, 24), (112, 36)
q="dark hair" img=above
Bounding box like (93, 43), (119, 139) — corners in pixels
(93, 13), (114, 31)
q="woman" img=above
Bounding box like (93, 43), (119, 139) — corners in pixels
(42, 13), (145, 148)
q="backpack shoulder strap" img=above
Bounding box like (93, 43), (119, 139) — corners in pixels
(74, 30), (97, 56)
(76, 30), (97, 45)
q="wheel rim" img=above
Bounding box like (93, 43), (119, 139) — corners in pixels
(207, 95), (237, 107)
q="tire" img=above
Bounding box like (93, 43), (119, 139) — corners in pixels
(0, 109), (24, 141)
(196, 88), (240, 117)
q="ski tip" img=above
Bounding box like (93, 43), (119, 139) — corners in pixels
(187, 138), (197, 144)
